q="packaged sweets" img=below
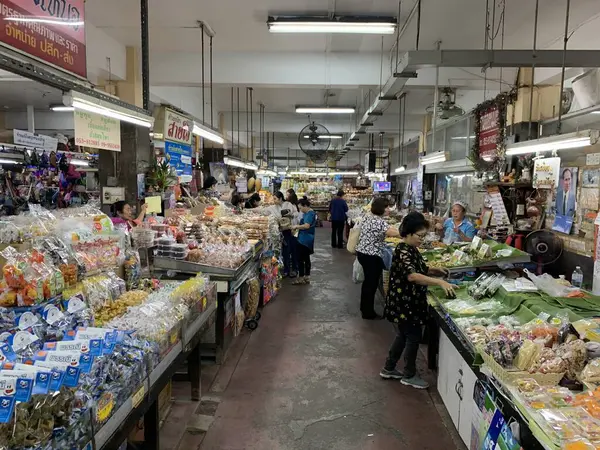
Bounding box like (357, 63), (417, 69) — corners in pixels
(517, 378), (542, 394)
(539, 409), (581, 441)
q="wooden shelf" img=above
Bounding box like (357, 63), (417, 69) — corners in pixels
(484, 181), (532, 188)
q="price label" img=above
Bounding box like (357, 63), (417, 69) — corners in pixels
(478, 243), (491, 259)
(470, 236), (482, 251)
(132, 385), (145, 408)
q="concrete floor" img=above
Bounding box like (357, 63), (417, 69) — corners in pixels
(160, 229), (463, 450)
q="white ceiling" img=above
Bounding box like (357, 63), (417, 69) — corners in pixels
(10, 0), (600, 168)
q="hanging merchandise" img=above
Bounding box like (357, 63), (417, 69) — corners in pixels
(260, 256), (279, 305)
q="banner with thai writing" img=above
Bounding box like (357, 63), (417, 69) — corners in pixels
(164, 108), (192, 146)
(0, 0), (86, 78)
(74, 110), (121, 151)
(479, 106), (499, 160)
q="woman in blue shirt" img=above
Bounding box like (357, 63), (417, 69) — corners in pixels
(437, 201), (477, 244)
(291, 198), (317, 285)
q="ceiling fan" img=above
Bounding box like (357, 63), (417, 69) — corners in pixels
(426, 87), (466, 120)
(298, 118), (334, 163)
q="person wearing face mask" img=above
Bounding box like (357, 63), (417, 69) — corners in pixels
(436, 201), (477, 244)
(380, 212), (454, 389)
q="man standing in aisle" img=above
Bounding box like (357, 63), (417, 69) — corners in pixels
(329, 190), (348, 249)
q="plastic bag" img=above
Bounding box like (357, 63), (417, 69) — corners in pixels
(525, 269), (576, 297)
(347, 222), (361, 255)
(352, 258), (364, 284)
(382, 246), (393, 271)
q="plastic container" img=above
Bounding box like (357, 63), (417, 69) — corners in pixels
(572, 267), (584, 288)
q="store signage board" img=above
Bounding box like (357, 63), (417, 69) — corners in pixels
(164, 109), (192, 146)
(533, 157), (560, 189)
(74, 110), (121, 151)
(165, 141), (192, 177)
(487, 186), (510, 225)
(13, 129), (57, 152)
(479, 106), (499, 160)
(235, 177), (247, 194)
(0, 0), (86, 78)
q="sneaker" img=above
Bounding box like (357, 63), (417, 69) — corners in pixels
(304, 277), (310, 284)
(401, 376), (429, 389)
(289, 272), (297, 278)
(292, 277), (305, 285)
(379, 368), (404, 380)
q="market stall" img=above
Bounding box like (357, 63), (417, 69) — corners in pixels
(0, 204), (218, 450)
(425, 243), (600, 450)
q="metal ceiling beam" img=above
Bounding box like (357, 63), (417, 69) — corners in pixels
(403, 50), (600, 69)
(341, 48), (600, 152)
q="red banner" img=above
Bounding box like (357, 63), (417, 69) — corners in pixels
(0, 0), (86, 78)
(479, 106), (499, 160)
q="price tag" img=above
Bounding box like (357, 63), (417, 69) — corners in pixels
(478, 243), (491, 259)
(132, 385), (145, 408)
(450, 250), (466, 266)
(470, 236), (482, 251)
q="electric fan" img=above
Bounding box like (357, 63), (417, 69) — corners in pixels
(524, 230), (563, 274)
(298, 120), (332, 164)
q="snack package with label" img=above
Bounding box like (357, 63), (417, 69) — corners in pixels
(539, 409), (582, 441)
(563, 408), (600, 441)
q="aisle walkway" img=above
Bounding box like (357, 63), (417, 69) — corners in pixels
(162, 230), (462, 450)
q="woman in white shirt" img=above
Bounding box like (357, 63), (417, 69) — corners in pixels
(355, 198), (400, 320)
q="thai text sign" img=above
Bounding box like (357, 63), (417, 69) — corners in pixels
(479, 106), (500, 160)
(164, 108), (192, 146)
(0, 0), (86, 78)
(74, 110), (121, 152)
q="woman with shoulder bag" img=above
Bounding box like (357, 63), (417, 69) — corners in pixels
(291, 198), (316, 285)
(355, 198), (400, 320)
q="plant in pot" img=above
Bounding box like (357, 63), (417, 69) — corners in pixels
(146, 155), (177, 195)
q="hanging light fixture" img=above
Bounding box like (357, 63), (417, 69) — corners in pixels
(505, 130), (597, 156)
(268, 16), (397, 35)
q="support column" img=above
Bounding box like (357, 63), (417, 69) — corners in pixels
(117, 47), (143, 108)
(26, 105), (35, 132)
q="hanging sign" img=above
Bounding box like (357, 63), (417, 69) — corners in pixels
(479, 106), (500, 160)
(165, 141), (192, 177)
(533, 157), (561, 189)
(164, 109), (192, 146)
(13, 130), (57, 152)
(0, 0), (86, 78)
(74, 111), (121, 152)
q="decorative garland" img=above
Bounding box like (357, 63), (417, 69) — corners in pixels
(469, 89), (517, 173)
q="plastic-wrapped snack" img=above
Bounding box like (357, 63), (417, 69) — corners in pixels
(556, 339), (588, 380)
(539, 409), (581, 441)
(563, 438), (596, 450)
(582, 359), (600, 384)
(546, 387), (575, 407)
(515, 339), (543, 371)
(123, 250), (142, 290)
(563, 407), (600, 440)
(517, 378), (542, 394)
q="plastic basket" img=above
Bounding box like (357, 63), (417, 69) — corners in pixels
(480, 350), (564, 387)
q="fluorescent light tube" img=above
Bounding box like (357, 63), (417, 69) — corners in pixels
(223, 156), (258, 171)
(70, 159), (89, 166)
(505, 131), (596, 155)
(295, 106), (355, 114)
(395, 165), (406, 173)
(0, 159), (22, 165)
(450, 135), (476, 140)
(302, 135), (343, 139)
(421, 151), (447, 165)
(6, 17), (84, 26)
(51, 105), (74, 112)
(257, 169), (277, 176)
(193, 123), (225, 145)
(330, 171), (358, 176)
(64, 92), (154, 128)
(268, 21), (396, 35)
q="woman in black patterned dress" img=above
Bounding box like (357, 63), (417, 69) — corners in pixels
(380, 212), (455, 389)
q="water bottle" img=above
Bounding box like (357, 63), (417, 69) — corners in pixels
(572, 266), (584, 288)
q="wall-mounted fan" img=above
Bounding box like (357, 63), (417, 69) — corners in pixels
(426, 87), (465, 120)
(298, 120), (332, 163)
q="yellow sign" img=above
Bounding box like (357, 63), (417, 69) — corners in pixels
(145, 196), (162, 214)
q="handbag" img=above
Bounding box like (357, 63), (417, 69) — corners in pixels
(347, 221), (361, 255)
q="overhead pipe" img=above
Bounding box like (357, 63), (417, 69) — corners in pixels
(249, 88), (254, 154)
(140, 0), (150, 110)
(230, 87), (234, 155)
(528, 0), (539, 140)
(389, 0), (419, 72)
(557, 0), (571, 135)
(237, 87), (240, 155)
(201, 23), (205, 122)
(210, 36), (214, 127)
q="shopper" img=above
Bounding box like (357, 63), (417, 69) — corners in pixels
(291, 198), (316, 285)
(230, 194), (244, 213)
(244, 193), (262, 209)
(355, 198), (400, 320)
(201, 176), (220, 199)
(111, 201), (147, 230)
(273, 191), (298, 277)
(329, 190), (348, 249)
(380, 212), (455, 389)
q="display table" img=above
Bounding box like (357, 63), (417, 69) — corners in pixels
(428, 298), (546, 450)
(94, 300), (217, 450)
(154, 253), (260, 363)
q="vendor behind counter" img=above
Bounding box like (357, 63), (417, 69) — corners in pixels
(436, 201), (477, 244)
